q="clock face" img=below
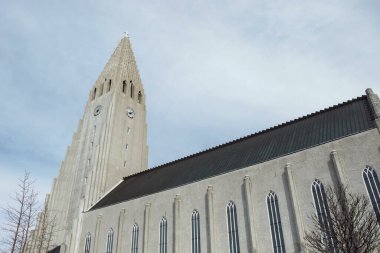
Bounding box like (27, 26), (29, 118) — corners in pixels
(94, 105), (102, 116)
(127, 107), (135, 118)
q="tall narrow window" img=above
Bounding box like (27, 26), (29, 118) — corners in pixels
(363, 166), (380, 222)
(159, 217), (167, 253)
(267, 191), (286, 253)
(311, 179), (337, 252)
(108, 80), (112, 92)
(130, 81), (134, 98)
(131, 223), (139, 253)
(84, 233), (91, 253)
(192, 210), (200, 253)
(122, 81), (127, 94)
(92, 88), (97, 100)
(138, 91), (142, 104)
(106, 228), (113, 253)
(226, 201), (240, 253)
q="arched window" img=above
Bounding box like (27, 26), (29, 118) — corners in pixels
(226, 201), (240, 253)
(159, 217), (167, 253)
(192, 210), (200, 253)
(105, 228), (113, 253)
(362, 166), (380, 222)
(267, 191), (286, 253)
(92, 88), (97, 100)
(122, 81), (127, 94)
(138, 91), (142, 104)
(108, 80), (112, 92)
(311, 179), (337, 252)
(131, 223), (139, 253)
(130, 81), (134, 98)
(84, 233), (91, 253)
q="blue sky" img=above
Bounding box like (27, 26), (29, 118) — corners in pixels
(0, 0), (379, 225)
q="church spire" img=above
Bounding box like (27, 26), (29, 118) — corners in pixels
(89, 33), (143, 101)
(101, 32), (141, 82)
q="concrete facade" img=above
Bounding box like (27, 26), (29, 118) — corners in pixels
(79, 129), (380, 253)
(27, 35), (380, 253)
(27, 34), (148, 253)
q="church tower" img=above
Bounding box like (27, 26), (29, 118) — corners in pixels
(35, 33), (148, 251)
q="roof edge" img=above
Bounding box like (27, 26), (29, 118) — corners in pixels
(87, 179), (124, 212)
(123, 94), (368, 180)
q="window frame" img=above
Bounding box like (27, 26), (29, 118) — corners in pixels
(191, 210), (200, 253)
(311, 179), (337, 253)
(131, 223), (139, 253)
(84, 232), (91, 253)
(105, 228), (113, 253)
(226, 201), (240, 253)
(159, 217), (167, 253)
(266, 191), (286, 253)
(362, 166), (380, 222)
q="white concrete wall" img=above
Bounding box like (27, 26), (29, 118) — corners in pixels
(79, 128), (380, 253)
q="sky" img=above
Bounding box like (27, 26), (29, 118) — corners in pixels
(0, 0), (379, 226)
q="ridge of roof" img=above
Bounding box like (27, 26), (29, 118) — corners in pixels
(123, 95), (368, 181)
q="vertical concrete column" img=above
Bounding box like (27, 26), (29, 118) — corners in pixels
(285, 163), (306, 253)
(143, 203), (151, 253)
(64, 233), (72, 253)
(243, 176), (258, 253)
(92, 145), (101, 202)
(174, 194), (181, 253)
(60, 244), (67, 253)
(117, 209), (126, 253)
(94, 215), (102, 253)
(366, 88), (380, 133)
(85, 171), (94, 209)
(73, 200), (85, 253)
(49, 179), (57, 212)
(28, 230), (36, 253)
(32, 213), (42, 253)
(331, 150), (349, 187)
(207, 185), (216, 253)
(31, 223), (39, 253)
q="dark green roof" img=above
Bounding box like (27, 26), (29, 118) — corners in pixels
(91, 95), (375, 210)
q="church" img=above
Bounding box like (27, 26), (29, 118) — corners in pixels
(27, 34), (380, 253)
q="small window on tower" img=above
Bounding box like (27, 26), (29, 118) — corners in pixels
(92, 88), (97, 100)
(108, 80), (112, 92)
(122, 81), (127, 94)
(138, 91), (142, 104)
(125, 144), (128, 150)
(130, 81), (134, 98)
